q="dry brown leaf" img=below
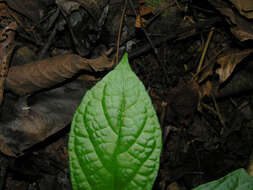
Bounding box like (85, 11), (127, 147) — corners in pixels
(5, 0), (42, 23)
(209, 0), (253, 41)
(230, 0), (253, 19)
(6, 54), (113, 95)
(135, 3), (154, 28)
(0, 80), (92, 157)
(216, 49), (253, 83)
(231, 26), (253, 41)
(77, 73), (99, 81)
(200, 80), (212, 99)
(56, 0), (81, 14)
(139, 5), (155, 16)
(0, 22), (17, 105)
(64, 0), (105, 20)
(135, 14), (148, 28)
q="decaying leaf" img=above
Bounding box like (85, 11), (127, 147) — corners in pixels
(140, 4), (155, 15)
(230, 0), (253, 19)
(215, 60), (253, 98)
(6, 54), (113, 95)
(216, 49), (253, 83)
(60, 0), (107, 20)
(5, 0), (43, 23)
(0, 80), (92, 157)
(135, 0), (155, 28)
(0, 22), (17, 105)
(56, 0), (81, 14)
(199, 80), (212, 99)
(209, 0), (253, 41)
(135, 15), (148, 28)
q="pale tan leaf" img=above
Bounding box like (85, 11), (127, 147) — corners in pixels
(200, 80), (212, 99)
(216, 49), (253, 83)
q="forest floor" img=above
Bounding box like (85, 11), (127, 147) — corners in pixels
(1, 0), (253, 189)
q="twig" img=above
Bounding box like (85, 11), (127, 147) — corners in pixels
(116, 0), (128, 65)
(201, 102), (217, 116)
(128, 18), (221, 60)
(196, 27), (215, 73)
(192, 47), (224, 81)
(211, 93), (226, 131)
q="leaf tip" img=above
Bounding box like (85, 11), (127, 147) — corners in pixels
(116, 53), (131, 71)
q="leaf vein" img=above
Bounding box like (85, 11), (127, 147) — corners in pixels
(83, 101), (112, 174)
(127, 141), (156, 186)
(123, 109), (148, 153)
(101, 84), (118, 135)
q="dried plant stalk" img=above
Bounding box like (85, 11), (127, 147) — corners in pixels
(6, 53), (113, 95)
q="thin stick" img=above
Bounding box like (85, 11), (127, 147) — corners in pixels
(196, 27), (215, 73)
(192, 47), (224, 80)
(116, 0), (128, 65)
(211, 93), (226, 130)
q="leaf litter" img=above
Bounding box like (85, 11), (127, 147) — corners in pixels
(1, 0), (253, 189)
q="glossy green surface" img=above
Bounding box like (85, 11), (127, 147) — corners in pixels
(193, 168), (253, 190)
(68, 53), (162, 190)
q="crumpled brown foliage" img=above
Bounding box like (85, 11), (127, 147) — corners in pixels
(230, 0), (253, 19)
(6, 53), (113, 95)
(0, 80), (92, 157)
(209, 0), (253, 41)
(0, 22), (17, 105)
(216, 49), (253, 83)
(5, 0), (42, 23)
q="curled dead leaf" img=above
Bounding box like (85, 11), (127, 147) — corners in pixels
(216, 49), (253, 83)
(230, 0), (253, 19)
(0, 80), (92, 157)
(209, 0), (253, 41)
(6, 54), (113, 95)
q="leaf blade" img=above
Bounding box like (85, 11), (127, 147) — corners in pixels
(69, 53), (162, 190)
(193, 168), (253, 190)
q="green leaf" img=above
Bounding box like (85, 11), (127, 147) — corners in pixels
(68, 53), (162, 190)
(193, 168), (253, 190)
